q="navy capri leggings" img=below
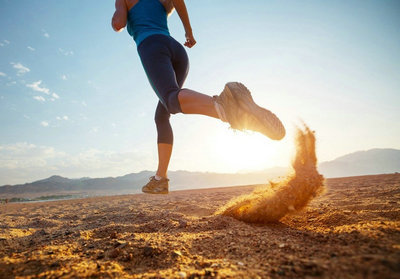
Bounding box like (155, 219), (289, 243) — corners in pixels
(137, 34), (189, 145)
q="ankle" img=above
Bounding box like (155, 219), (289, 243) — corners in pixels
(155, 174), (167, 180)
(213, 96), (228, 122)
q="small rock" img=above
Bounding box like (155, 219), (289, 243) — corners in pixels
(108, 248), (120, 258)
(110, 231), (118, 239)
(122, 252), (133, 262)
(177, 271), (187, 278)
(143, 246), (155, 257)
(179, 220), (187, 228)
(199, 261), (211, 268)
(237, 261), (244, 266)
(113, 240), (127, 248)
(172, 250), (182, 257)
(279, 243), (285, 248)
(210, 263), (219, 268)
(50, 261), (60, 268)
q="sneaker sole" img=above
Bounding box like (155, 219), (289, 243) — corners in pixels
(142, 189), (169, 195)
(225, 82), (286, 140)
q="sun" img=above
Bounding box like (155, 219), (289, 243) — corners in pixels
(211, 128), (282, 173)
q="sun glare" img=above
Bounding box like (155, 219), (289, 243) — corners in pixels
(212, 129), (281, 173)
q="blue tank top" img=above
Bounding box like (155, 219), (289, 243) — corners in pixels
(127, 0), (170, 46)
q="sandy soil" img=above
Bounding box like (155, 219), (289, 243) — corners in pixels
(0, 173), (399, 278)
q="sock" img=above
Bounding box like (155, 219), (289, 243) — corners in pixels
(213, 99), (228, 122)
(155, 175), (162, 181)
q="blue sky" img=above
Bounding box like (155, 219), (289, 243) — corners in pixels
(0, 0), (399, 185)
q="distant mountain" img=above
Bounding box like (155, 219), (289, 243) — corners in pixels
(0, 168), (287, 198)
(319, 148), (400, 178)
(1, 148), (399, 199)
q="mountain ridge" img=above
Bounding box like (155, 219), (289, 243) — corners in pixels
(1, 148), (399, 198)
(319, 148), (400, 178)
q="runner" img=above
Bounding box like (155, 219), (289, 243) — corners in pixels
(112, 0), (285, 194)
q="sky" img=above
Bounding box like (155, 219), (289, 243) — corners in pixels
(0, 0), (399, 185)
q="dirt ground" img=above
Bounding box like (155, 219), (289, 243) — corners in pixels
(0, 173), (399, 278)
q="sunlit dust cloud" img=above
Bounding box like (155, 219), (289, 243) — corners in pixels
(216, 124), (325, 223)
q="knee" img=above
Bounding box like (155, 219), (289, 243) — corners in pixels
(154, 105), (173, 145)
(154, 105), (170, 126)
(164, 90), (182, 115)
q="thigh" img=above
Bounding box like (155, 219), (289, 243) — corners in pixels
(138, 36), (180, 109)
(171, 39), (189, 88)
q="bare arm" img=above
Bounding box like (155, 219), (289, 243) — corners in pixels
(112, 0), (128, 32)
(171, 0), (196, 48)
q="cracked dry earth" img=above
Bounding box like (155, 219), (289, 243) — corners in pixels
(0, 173), (399, 278)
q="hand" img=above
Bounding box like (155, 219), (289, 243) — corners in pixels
(184, 32), (196, 48)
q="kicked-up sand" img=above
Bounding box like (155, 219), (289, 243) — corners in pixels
(0, 173), (400, 278)
(218, 125), (325, 223)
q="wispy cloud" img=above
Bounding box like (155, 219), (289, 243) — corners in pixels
(40, 121), (49, 127)
(56, 115), (69, 121)
(0, 72), (6, 77)
(0, 142), (64, 173)
(0, 143), (151, 185)
(0, 40), (10, 47)
(58, 48), (74, 56)
(33, 96), (46, 102)
(10, 62), (30, 76)
(26, 80), (50, 94)
(27, 80), (60, 102)
(51, 93), (59, 100)
(27, 46), (35, 51)
(42, 29), (50, 38)
(61, 74), (67, 80)
(82, 101), (87, 107)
